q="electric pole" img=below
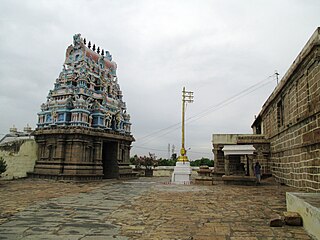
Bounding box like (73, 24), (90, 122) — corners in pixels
(275, 70), (279, 85)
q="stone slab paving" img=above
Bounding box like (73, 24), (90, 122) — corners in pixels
(0, 177), (314, 239)
(0, 178), (105, 224)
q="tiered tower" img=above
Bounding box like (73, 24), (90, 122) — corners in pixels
(29, 34), (135, 180)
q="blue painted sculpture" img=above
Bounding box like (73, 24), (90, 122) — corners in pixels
(37, 34), (131, 134)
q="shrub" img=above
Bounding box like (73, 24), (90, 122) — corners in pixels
(130, 154), (157, 169)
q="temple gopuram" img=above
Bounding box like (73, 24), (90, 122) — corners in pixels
(28, 34), (135, 180)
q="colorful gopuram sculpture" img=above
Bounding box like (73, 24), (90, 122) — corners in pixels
(29, 34), (135, 180)
(37, 33), (131, 132)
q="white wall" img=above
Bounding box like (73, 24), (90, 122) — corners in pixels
(0, 139), (38, 180)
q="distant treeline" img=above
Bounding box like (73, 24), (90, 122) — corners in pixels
(130, 155), (213, 167)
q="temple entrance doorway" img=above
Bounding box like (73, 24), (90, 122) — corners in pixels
(102, 141), (118, 179)
(222, 145), (255, 176)
(228, 155), (244, 175)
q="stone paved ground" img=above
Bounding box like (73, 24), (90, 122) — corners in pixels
(0, 177), (313, 240)
(0, 179), (105, 225)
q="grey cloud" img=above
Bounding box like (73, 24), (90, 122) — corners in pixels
(0, 0), (319, 160)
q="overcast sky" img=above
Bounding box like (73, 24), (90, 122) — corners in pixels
(0, 0), (319, 160)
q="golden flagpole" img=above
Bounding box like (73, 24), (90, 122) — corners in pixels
(178, 87), (193, 162)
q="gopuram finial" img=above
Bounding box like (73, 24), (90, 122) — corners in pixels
(93, 44), (96, 51)
(83, 38), (86, 45)
(73, 34), (81, 46)
(101, 49), (104, 56)
(88, 41), (91, 49)
(97, 47), (100, 54)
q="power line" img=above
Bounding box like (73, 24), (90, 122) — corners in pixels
(186, 77), (275, 125)
(137, 122), (181, 142)
(133, 145), (168, 152)
(135, 73), (276, 145)
(188, 150), (211, 155)
(133, 145), (210, 156)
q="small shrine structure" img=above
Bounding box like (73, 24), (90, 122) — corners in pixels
(212, 134), (270, 185)
(28, 34), (135, 180)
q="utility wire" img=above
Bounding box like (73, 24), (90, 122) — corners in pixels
(136, 122), (181, 142)
(134, 74), (276, 146)
(188, 150), (211, 155)
(133, 145), (210, 156)
(133, 145), (168, 152)
(186, 77), (275, 125)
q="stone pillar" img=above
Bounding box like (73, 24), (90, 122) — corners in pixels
(37, 140), (46, 161)
(248, 155), (254, 177)
(56, 139), (66, 174)
(55, 139), (65, 161)
(93, 140), (102, 162)
(92, 140), (103, 175)
(65, 140), (73, 162)
(213, 147), (218, 168)
(225, 155), (230, 176)
(213, 144), (225, 174)
(70, 141), (79, 163)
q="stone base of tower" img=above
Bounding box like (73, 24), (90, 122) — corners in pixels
(171, 161), (192, 184)
(118, 164), (139, 179)
(27, 172), (104, 181)
(28, 126), (136, 181)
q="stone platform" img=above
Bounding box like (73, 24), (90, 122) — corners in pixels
(286, 192), (320, 239)
(222, 175), (256, 185)
(27, 172), (103, 181)
(171, 161), (192, 184)
(195, 166), (213, 185)
(0, 177), (313, 239)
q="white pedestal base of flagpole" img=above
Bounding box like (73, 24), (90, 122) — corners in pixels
(171, 161), (192, 184)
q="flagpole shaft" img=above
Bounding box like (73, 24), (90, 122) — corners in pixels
(182, 87), (185, 152)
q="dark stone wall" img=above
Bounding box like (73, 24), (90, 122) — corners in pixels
(30, 127), (134, 180)
(260, 44), (320, 191)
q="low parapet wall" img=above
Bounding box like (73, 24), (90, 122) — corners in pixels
(154, 166), (200, 177)
(0, 139), (37, 180)
(131, 166), (210, 177)
(287, 192), (320, 239)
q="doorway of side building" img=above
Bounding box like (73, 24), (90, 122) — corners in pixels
(229, 155), (245, 175)
(102, 141), (119, 178)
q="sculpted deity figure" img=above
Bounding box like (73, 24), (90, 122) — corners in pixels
(89, 115), (93, 126)
(41, 103), (48, 111)
(105, 111), (112, 128)
(115, 111), (124, 130)
(105, 51), (112, 61)
(52, 111), (58, 123)
(86, 97), (94, 109)
(123, 111), (130, 122)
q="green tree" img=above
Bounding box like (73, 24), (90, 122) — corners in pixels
(157, 158), (177, 166)
(130, 154), (138, 165)
(190, 157), (214, 167)
(0, 157), (7, 176)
